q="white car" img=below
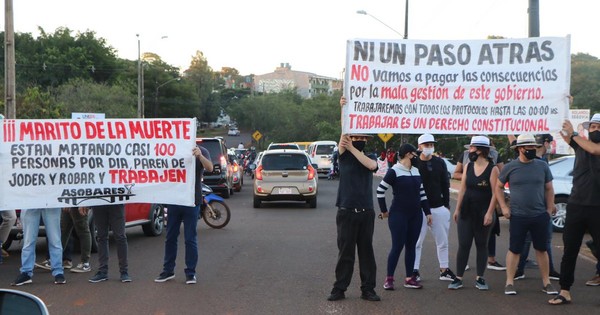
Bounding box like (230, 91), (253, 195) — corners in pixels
(548, 155), (575, 232)
(228, 128), (240, 136)
(441, 157), (457, 180)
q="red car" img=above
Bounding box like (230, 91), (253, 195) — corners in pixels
(2, 203), (164, 252)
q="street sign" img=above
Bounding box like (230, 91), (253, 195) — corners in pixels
(378, 133), (393, 143)
(252, 130), (262, 141)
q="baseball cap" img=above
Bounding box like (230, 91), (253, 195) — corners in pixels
(418, 134), (436, 145)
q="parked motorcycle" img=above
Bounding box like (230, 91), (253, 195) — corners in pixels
(201, 183), (231, 229)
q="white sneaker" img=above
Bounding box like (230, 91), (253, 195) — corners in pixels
(71, 262), (92, 273)
(34, 259), (52, 270)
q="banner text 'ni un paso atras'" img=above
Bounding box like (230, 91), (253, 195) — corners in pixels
(0, 118), (197, 209)
(343, 37), (571, 135)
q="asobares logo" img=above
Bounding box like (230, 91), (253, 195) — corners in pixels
(57, 185), (135, 206)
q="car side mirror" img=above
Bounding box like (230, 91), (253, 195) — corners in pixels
(248, 164), (256, 170)
(0, 289), (49, 315)
(312, 163), (319, 170)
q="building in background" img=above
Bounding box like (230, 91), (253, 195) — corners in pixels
(253, 63), (342, 99)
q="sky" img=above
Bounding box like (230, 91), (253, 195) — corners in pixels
(4, 0), (600, 79)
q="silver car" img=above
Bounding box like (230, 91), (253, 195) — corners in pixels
(548, 155), (575, 232)
(253, 149), (318, 208)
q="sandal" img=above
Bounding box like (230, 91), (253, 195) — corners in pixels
(548, 295), (571, 305)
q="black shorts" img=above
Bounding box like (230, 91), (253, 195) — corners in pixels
(509, 212), (550, 254)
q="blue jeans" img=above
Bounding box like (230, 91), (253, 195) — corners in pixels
(163, 204), (200, 276)
(20, 208), (64, 277)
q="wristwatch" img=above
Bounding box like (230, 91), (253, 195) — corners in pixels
(570, 132), (579, 141)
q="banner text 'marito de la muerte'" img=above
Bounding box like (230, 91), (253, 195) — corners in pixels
(343, 37), (571, 135)
(0, 118), (197, 210)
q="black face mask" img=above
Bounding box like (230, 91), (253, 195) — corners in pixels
(352, 141), (366, 151)
(590, 130), (600, 143)
(410, 156), (420, 168)
(523, 149), (537, 160)
(468, 151), (479, 162)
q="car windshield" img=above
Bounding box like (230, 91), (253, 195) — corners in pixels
(269, 144), (298, 150)
(261, 154), (308, 171)
(316, 145), (335, 155)
(198, 141), (222, 164)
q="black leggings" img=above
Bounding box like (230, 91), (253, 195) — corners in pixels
(455, 215), (494, 278)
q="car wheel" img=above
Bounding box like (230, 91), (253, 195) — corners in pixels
(253, 196), (261, 208)
(221, 187), (231, 199)
(308, 198), (317, 209)
(142, 204), (165, 236)
(552, 196), (568, 233)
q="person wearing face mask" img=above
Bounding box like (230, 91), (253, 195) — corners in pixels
(548, 115), (600, 305)
(449, 136), (499, 291)
(377, 143), (432, 290)
(412, 134), (455, 282)
(494, 134), (558, 297)
(328, 97), (380, 302)
(512, 133), (561, 282)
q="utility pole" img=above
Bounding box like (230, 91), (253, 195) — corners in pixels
(528, 0), (540, 37)
(4, 0), (16, 119)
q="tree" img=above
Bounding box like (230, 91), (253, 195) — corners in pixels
(17, 87), (60, 119)
(53, 78), (136, 118)
(184, 51), (216, 122)
(570, 53), (600, 113)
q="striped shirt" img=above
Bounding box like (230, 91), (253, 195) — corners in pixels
(377, 163), (431, 215)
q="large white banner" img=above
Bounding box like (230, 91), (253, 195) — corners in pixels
(343, 37), (571, 134)
(0, 118), (197, 209)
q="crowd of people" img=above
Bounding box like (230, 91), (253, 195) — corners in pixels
(329, 96), (599, 306)
(4, 144), (213, 286)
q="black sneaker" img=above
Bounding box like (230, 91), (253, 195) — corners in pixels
(439, 268), (456, 281)
(327, 289), (345, 301)
(412, 269), (421, 281)
(360, 290), (381, 301)
(185, 275), (196, 284)
(513, 270), (525, 280)
(120, 272), (132, 283)
(487, 261), (507, 271)
(88, 272), (108, 283)
(549, 270), (560, 281)
(11, 273), (32, 286)
(154, 272), (175, 283)
(54, 274), (66, 284)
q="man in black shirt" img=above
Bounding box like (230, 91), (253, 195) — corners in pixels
(328, 97), (380, 302)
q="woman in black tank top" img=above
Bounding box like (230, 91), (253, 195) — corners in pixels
(449, 136), (500, 291)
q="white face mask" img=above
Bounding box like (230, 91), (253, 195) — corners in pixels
(422, 147), (435, 157)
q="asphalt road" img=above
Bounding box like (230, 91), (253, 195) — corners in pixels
(0, 176), (598, 314)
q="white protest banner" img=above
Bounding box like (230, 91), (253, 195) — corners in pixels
(343, 37), (571, 135)
(553, 109), (590, 155)
(0, 118), (197, 209)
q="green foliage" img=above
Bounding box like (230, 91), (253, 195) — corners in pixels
(53, 78), (136, 118)
(18, 87), (60, 119)
(570, 53), (600, 113)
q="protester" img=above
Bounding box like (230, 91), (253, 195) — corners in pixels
(453, 137), (505, 270)
(88, 204), (130, 283)
(61, 207), (92, 273)
(412, 134), (455, 282)
(328, 96), (380, 302)
(0, 210), (16, 258)
(495, 134), (557, 296)
(510, 134), (560, 281)
(155, 144), (212, 285)
(548, 116), (600, 305)
(11, 208), (65, 286)
(378, 143), (432, 290)
(449, 136), (498, 291)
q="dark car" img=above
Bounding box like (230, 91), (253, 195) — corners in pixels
(197, 137), (234, 198)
